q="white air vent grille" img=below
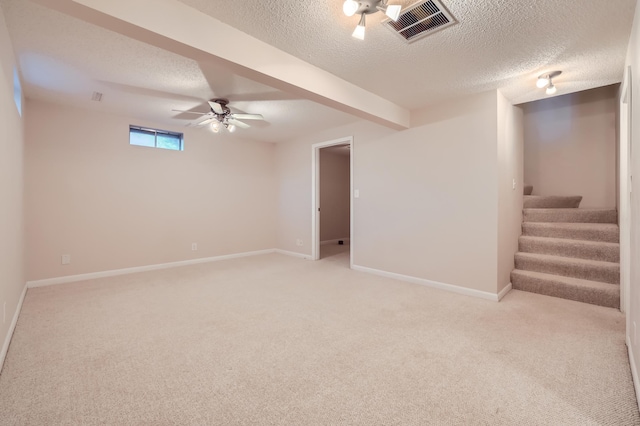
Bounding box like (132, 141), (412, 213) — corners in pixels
(385, 0), (456, 43)
(91, 91), (103, 102)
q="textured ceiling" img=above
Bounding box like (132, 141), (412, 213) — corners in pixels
(0, 0), (358, 142)
(178, 0), (636, 108)
(0, 0), (636, 142)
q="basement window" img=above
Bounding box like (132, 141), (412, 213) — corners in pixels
(129, 126), (183, 151)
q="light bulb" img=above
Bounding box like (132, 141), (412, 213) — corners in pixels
(352, 25), (365, 40)
(546, 84), (557, 95)
(343, 0), (358, 17)
(228, 124), (236, 133)
(385, 4), (401, 21)
(211, 121), (220, 133)
(536, 76), (549, 89)
(352, 14), (366, 40)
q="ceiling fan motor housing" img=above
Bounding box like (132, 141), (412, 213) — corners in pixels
(211, 98), (231, 117)
(356, 0), (385, 14)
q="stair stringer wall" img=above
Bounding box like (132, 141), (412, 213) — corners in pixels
(622, 0), (640, 412)
(522, 85), (618, 208)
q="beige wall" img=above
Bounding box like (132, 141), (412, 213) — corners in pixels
(624, 0), (640, 402)
(497, 92), (524, 293)
(25, 100), (277, 281)
(0, 7), (25, 361)
(523, 85), (617, 208)
(276, 91), (512, 295)
(319, 149), (350, 242)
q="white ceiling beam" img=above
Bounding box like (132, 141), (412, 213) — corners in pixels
(32, 0), (410, 130)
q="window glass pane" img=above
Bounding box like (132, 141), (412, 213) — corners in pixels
(156, 133), (182, 151)
(129, 126), (183, 151)
(130, 129), (156, 147)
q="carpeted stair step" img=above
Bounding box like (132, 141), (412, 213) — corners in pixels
(514, 252), (619, 284)
(523, 195), (582, 208)
(522, 222), (619, 243)
(511, 269), (619, 308)
(519, 236), (619, 262)
(524, 184), (533, 195)
(523, 208), (618, 224)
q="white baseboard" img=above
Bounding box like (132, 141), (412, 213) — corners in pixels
(320, 238), (350, 246)
(497, 283), (513, 301)
(351, 264), (503, 302)
(26, 249), (275, 288)
(1, 282), (28, 373)
(274, 249), (311, 259)
(627, 336), (640, 412)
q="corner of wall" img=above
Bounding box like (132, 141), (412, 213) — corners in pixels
(496, 93), (524, 294)
(0, 4), (26, 371)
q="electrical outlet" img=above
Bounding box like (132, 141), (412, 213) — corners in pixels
(61, 254), (71, 265)
(191, 243), (198, 251)
(296, 239), (303, 246)
(512, 179), (516, 190)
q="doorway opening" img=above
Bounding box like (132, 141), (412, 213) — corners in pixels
(311, 137), (353, 267)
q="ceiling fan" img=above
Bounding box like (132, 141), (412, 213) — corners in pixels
(343, 0), (402, 40)
(174, 98), (264, 133)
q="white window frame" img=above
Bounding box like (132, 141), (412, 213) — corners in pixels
(129, 125), (184, 151)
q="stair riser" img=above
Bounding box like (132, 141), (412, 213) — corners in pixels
(523, 196), (582, 209)
(523, 210), (618, 224)
(514, 255), (619, 284)
(511, 272), (619, 308)
(519, 239), (619, 263)
(522, 224), (619, 243)
(524, 185), (533, 196)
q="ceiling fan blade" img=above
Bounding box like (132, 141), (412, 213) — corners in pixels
(197, 117), (215, 126)
(227, 118), (250, 129)
(208, 101), (225, 115)
(172, 109), (208, 115)
(231, 113), (264, 121)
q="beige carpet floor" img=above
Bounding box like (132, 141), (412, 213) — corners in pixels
(1, 244), (639, 425)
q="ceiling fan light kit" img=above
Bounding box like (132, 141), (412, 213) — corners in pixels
(343, 0), (402, 40)
(537, 71), (561, 96)
(352, 14), (366, 40)
(343, 0), (359, 16)
(174, 98), (265, 134)
(377, 3), (401, 21)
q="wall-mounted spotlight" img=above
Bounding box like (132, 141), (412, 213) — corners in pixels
(537, 71), (561, 96)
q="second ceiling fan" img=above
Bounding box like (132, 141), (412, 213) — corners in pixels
(179, 98), (265, 133)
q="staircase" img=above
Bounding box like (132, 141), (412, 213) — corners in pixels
(510, 185), (620, 308)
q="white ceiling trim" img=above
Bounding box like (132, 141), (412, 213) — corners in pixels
(32, 0), (410, 130)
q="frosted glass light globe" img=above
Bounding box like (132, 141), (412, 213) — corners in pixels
(343, 0), (358, 17)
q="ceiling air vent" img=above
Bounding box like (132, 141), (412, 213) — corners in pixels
(384, 0), (457, 43)
(91, 91), (103, 102)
